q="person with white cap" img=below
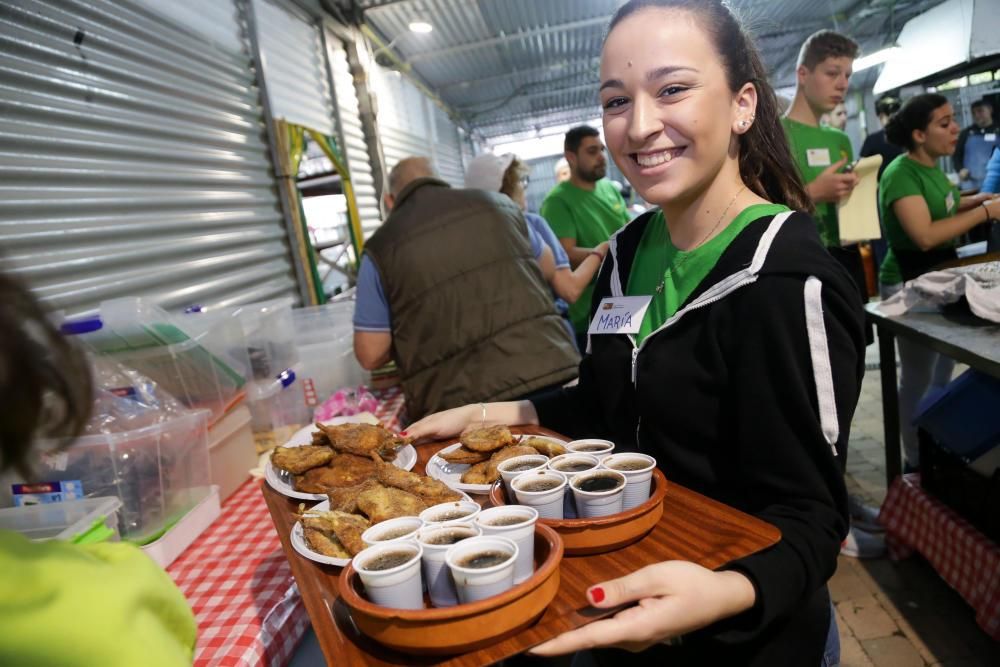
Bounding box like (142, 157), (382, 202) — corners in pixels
(465, 153), (608, 347)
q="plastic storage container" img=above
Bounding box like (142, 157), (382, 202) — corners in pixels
(141, 485), (221, 568)
(2, 411), (213, 545)
(292, 301), (367, 404)
(247, 367), (309, 436)
(0, 497), (122, 544)
(208, 404), (255, 501)
(61, 298), (248, 424)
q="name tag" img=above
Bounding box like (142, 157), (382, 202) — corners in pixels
(945, 191), (955, 212)
(806, 148), (831, 167)
(985, 133), (997, 142)
(589, 296), (651, 335)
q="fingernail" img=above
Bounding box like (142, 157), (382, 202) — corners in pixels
(590, 586), (605, 603)
(400, 430), (408, 436)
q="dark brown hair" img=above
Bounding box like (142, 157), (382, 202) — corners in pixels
(885, 93), (950, 150)
(564, 125), (600, 154)
(797, 30), (859, 70)
(607, 0), (812, 212)
(0, 272), (92, 476)
(500, 158), (530, 198)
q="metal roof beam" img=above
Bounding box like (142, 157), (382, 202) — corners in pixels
(459, 80), (597, 113)
(407, 15), (608, 64)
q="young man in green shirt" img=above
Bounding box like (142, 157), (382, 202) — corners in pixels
(783, 30), (885, 561)
(541, 126), (630, 346)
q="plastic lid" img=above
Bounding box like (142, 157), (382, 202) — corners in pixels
(278, 368), (296, 388)
(184, 305), (204, 313)
(60, 317), (104, 336)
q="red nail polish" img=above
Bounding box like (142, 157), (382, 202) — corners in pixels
(590, 586), (605, 603)
(400, 431), (408, 436)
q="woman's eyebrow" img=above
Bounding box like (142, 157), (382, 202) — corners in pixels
(600, 65), (698, 93)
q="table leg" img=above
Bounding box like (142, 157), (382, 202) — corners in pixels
(877, 325), (901, 486)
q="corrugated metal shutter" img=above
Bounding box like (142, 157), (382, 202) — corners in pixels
(327, 35), (382, 238)
(251, 0), (334, 135)
(370, 64), (466, 188)
(0, 0), (298, 316)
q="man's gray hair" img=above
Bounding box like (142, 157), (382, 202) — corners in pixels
(388, 157), (436, 197)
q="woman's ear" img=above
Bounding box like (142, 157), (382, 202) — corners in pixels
(912, 128), (926, 148)
(733, 82), (758, 135)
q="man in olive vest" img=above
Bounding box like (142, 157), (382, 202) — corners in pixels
(353, 157), (580, 419)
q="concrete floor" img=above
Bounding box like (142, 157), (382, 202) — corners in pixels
(837, 363), (999, 666)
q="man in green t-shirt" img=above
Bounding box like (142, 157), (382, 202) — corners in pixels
(541, 126), (630, 345)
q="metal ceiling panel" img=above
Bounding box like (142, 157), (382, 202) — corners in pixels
(0, 0), (298, 316)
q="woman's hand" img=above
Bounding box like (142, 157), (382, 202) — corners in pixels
(529, 561), (757, 655)
(403, 404), (479, 442)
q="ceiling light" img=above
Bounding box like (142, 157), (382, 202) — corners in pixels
(408, 21), (433, 34)
(854, 46), (901, 72)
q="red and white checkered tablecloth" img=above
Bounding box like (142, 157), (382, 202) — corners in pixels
(879, 473), (1000, 640)
(167, 386), (406, 666)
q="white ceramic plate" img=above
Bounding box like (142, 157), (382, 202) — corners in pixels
(291, 490), (472, 567)
(425, 434), (567, 495)
(265, 417), (416, 501)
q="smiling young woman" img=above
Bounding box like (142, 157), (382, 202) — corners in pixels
(407, 2), (866, 664)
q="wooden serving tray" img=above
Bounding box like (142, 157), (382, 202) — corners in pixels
(262, 426), (782, 666)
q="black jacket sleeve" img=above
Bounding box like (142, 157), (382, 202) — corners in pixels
(707, 273), (862, 641)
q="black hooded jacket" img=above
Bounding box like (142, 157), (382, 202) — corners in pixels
(532, 209), (866, 665)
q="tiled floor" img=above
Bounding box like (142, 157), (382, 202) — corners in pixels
(837, 360), (999, 666)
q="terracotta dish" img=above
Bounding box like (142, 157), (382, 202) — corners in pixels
(490, 468), (668, 555)
(339, 523), (563, 655)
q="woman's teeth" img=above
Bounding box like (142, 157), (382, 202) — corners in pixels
(635, 149), (682, 167)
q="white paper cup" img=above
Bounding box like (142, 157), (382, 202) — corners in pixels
(361, 516), (423, 548)
(566, 438), (616, 459)
(510, 470), (567, 520)
(416, 523), (482, 607)
(601, 453), (657, 509)
(475, 506), (538, 584)
(445, 535), (519, 604)
(419, 500), (481, 527)
(497, 455), (549, 498)
(354, 541), (424, 610)
(570, 469), (627, 518)
(547, 453), (599, 519)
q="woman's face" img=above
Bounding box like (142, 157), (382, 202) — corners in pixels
(599, 9), (750, 207)
(913, 103), (960, 158)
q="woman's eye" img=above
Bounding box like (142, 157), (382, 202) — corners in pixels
(658, 85), (687, 98)
(603, 97), (628, 110)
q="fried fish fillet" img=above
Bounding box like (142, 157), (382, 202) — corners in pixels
(369, 452), (462, 502)
(316, 422), (407, 461)
(460, 425), (515, 452)
(303, 527), (350, 559)
(271, 445), (334, 475)
(438, 446), (490, 465)
(357, 484), (427, 524)
(299, 510), (369, 556)
(459, 444), (537, 485)
(519, 437), (566, 458)
(327, 479), (382, 514)
(292, 452), (377, 494)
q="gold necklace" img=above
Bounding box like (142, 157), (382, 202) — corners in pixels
(655, 185), (747, 295)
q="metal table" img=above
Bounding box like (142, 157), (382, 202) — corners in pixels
(865, 302), (1000, 485)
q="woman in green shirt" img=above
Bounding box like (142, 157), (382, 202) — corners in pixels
(0, 272), (197, 666)
(878, 94), (1000, 468)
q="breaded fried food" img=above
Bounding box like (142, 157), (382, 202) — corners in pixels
(316, 422), (407, 461)
(460, 425), (515, 452)
(327, 479), (381, 514)
(303, 527), (350, 559)
(459, 444), (537, 485)
(271, 445), (334, 475)
(299, 510), (369, 555)
(369, 452), (462, 502)
(438, 446), (490, 465)
(460, 461), (490, 485)
(519, 437), (566, 458)
(357, 484), (427, 524)
(292, 452), (377, 494)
